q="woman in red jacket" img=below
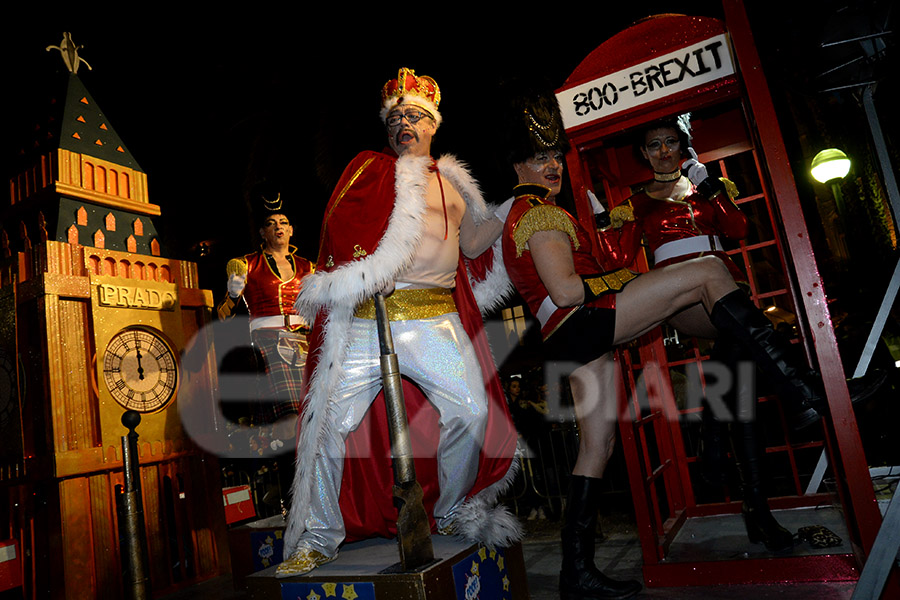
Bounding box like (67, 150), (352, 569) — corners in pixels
(624, 114), (794, 555)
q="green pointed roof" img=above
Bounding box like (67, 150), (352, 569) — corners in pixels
(55, 73), (142, 169)
(21, 71), (142, 171)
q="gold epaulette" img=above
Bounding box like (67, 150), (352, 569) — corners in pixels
(608, 204), (635, 229)
(512, 203), (579, 257)
(721, 178), (739, 200)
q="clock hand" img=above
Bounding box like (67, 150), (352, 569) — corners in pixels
(135, 347), (145, 381)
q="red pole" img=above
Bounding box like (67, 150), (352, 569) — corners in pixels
(721, 0), (882, 556)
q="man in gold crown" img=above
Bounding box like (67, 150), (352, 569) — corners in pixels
(216, 185), (315, 450)
(276, 68), (520, 577)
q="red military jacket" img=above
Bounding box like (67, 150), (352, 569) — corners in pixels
(625, 178), (748, 282)
(241, 249), (315, 323)
(502, 184), (637, 340)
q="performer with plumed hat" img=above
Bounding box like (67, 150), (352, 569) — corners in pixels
(276, 68), (520, 577)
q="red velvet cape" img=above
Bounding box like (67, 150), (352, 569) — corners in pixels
(303, 150), (517, 542)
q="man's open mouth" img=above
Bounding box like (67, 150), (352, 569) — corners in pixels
(396, 129), (418, 145)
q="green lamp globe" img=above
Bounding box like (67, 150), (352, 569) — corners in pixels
(811, 148), (851, 184)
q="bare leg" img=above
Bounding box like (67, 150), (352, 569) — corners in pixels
(613, 256), (737, 344)
(561, 354), (642, 599)
(570, 352), (619, 478)
(667, 303), (720, 340)
(566, 257), (735, 479)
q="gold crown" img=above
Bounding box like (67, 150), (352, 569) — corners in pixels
(380, 68), (441, 123)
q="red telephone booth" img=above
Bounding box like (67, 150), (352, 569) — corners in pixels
(555, 2), (886, 588)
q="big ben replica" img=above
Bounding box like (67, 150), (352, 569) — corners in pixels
(1, 34), (229, 598)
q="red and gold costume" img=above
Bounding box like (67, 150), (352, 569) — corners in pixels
(283, 150), (519, 559)
(238, 250), (314, 326)
(217, 248), (315, 419)
(502, 184), (637, 341)
(623, 177), (748, 282)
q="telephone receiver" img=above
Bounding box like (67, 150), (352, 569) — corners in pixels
(681, 146), (700, 175)
(587, 189), (611, 229)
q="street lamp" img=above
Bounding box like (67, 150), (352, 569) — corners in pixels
(811, 148), (851, 217)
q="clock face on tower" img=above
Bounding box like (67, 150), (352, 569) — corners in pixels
(102, 326), (178, 413)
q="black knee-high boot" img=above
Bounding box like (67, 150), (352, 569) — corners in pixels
(560, 475), (641, 600)
(704, 334), (791, 550)
(697, 339), (742, 486)
(709, 290), (884, 430)
(698, 398), (728, 485)
(730, 419), (794, 551)
(709, 290), (821, 429)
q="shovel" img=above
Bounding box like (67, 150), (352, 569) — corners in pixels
(374, 292), (436, 571)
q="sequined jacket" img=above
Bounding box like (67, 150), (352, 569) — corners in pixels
(624, 177), (748, 282)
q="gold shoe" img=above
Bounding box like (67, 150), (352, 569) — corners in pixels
(274, 547), (337, 578)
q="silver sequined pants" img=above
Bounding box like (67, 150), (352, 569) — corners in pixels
(299, 313), (489, 556)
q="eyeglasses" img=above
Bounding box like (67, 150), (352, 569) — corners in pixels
(644, 137), (681, 153)
(386, 109), (432, 127)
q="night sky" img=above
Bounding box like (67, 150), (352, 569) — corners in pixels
(3, 2), (894, 294)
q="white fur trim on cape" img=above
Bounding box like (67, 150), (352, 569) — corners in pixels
(294, 154), (430, 320)
(295, 154), (506, 318)
(285, 153), (520, 555)
(436, 157), (514, 315)
(451, 449), (523, 548)
(468, 235), (513, 316)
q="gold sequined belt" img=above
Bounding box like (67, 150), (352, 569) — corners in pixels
(354, 287), (457, 321)
(582, 268), (638, 297)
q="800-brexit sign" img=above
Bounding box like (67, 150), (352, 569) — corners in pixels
(556, 33), (735, 130)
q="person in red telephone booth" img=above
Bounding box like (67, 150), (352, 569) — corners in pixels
(613, 114), (884, 552)
(497, 85), (881, 600)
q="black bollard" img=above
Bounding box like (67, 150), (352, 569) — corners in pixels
(121, 410), (150, 600)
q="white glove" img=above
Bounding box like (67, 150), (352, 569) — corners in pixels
(227, 274), (246, 298)
(681, 147), (709, 186)
(587, 189), (606, 214)
(494, 197), (515, 223)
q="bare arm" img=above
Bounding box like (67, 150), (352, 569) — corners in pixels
(529, 229), (585, 307)
(459, 210), (503, 258)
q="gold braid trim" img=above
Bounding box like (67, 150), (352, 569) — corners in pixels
(317, 156), (376, 265)
(513, 204), (579, 257)
(216, 294), (237, 321)
(583, 268), (638, 296)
